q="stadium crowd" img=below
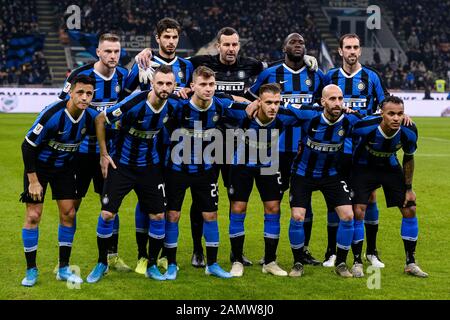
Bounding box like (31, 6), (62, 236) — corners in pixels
(0, 0), (51, 86)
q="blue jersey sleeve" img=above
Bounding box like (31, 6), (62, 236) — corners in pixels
(105, 91), (145, 124)
(25, 110), (57, 147)
(123, 63), (141, 95)
(402, 124), (418, 155)
(247, 68), (271, 99)
(277, 103), (321, 126)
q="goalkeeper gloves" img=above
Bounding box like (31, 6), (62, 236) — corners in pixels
(136, 56), (161, 85)
(304, 54), (318, 72)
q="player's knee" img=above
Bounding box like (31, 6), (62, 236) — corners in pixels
(402, 206), (416, 218)
(60, 206), (76, 221)
(150, 213), (165, 221)
(291, 211), (305, 222)
(167, 211), (180, 222)
(353, 207), (365, 221)
(25, 209), (41, 226)
(264, 202), (280, 214)
(231, 202), (247, 213)
(202, 211), (217, 221)
(368, 191), (377, 202)
(101, 210), (115, 221)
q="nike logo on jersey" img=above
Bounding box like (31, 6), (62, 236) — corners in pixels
(137, 120), (145, 123)
(279, 80), (288, 84)
(58, 131), (67, 134)
(185, 117), (194, 120)
(368, 142), (378, 145)
(311, 128), (326, 132)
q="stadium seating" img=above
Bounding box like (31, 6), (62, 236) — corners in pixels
(0, 0), (51, 86)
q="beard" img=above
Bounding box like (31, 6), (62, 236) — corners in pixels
(286, 52), (304, 63)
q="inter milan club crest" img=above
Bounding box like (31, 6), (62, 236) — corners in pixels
(81, 127), (87, 135)
(338, 129), (345, 136)
(102, 194), (109, 205)
(178, 71), (184, 79)
(212, 113), (220, 122)
(357, 81), (366, 91)
(305, 78), (312, 87)
(163, 114), (169, 123)
(115, 84), (121, 93)
(238, 71), (246, 79)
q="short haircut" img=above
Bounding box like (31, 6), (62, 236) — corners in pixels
(259, 83), (281, 96)
(70, 75), (96, 88)
(153, 64), (174, 77)
(339, 33), (361, 48)
(193, 66), (215, 81)
(283, 33), (304, 48)
(216, 27), (239, 42)
(156, 18), (181, 37)
(99, 33), (120, 45)
(381, 95), (404, 109)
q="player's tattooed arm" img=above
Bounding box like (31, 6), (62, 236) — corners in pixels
(95, 112), (117, 178)
(231, 95), (251, 104)
(402, 154), (416, 207)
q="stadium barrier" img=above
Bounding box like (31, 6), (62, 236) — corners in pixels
(1, 88), (449, 116)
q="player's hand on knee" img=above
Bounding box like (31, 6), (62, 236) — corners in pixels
(100, 153), (116, 178)
(403, 189), (416, 207)
(28, 181), (43, 202)
(304, 54), (318, 72)
(135, 48), (153, 69)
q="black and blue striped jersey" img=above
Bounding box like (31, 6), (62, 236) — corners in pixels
(59, 62), (129, 154)
(124, 54), (194, 94)
(166, 95), (249, 173)
(248, 63), (325, 153)
(292, 112), (363, 178)
(25, 100), (97, 168)
(325, 65), (388, 116)
(352, 116), (418, 168)
(232, 104), (321, 168)
(105, 91), (178, 167)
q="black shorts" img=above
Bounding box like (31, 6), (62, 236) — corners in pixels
(289, 174), (352, 209)
(279, 151), (296, 192)
(75, 153), (104, 197)
(20, 162), (78, 203)
(215, 163), (231, 189)
(228, 165), (283, 202)
(101, 163), (166, 214)
(165, 168), (218, 212)
(351, 165), (407, 208)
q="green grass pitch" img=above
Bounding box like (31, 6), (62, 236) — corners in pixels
(1, 114), (449, 300)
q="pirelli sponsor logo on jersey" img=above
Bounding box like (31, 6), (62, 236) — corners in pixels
(281, 94), (313, 104)
(343, 98), (367, 109)
(179, 128), (216, 139)
(306, 138), (342, 152)
(47, 140), (81, 152)
(128, 127), (160, 139)
(215, 81), (245, 92)
(365, 145), (394, 158)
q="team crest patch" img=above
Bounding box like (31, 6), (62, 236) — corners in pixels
(238, 71), (246, 79)
(102, 195), (109, 205)
(32, 123), (44, 135)
(178, 71), (184, 79)
(81, 127), (87, 135)
(112, 109), (122, 117)
(229, 186), (234, 195)
(305, 78), (312, 87)
(115, 84), (121, 93)
(357, 81), (366, 91)
(338, 129), (345, 136)
(163, 114), (169, 123)
(63, 82), (71, 93)
(213, 113), (220, 122)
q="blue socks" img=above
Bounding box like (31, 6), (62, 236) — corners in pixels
(337, 220), (354, 250)
(289, 219), (304, 249)
(401, 217), (418, 241)
(229, 212), (246, 238)
(264, 213), (280, 239)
